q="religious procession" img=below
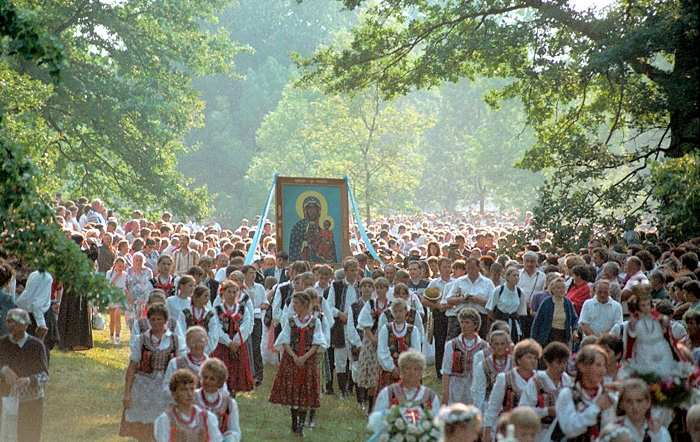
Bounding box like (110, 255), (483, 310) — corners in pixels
(1, 0), (698, 441)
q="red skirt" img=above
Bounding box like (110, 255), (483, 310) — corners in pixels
(269, 352), (320, 408)
(212, 342), (254, 393)
(377, 369), (400, 395)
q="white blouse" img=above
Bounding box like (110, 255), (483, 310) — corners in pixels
(368, 385), (441, 436)
(129, 329), (186, 363)
(216, 302), (253, 347)
(485, 369), (532, 428)
(555, 384), (617, 439)
(195, 389), (241, 442)
(519, 370), (573, 441)
(176, 303), (221, 355)
(274, 315), (328, 350)
(376, 322), (421, 371)
(153, 406), (222, 442)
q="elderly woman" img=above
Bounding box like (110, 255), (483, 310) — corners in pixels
(368, 350), (441, 436)
(531, 276), (578, 348)
(0, 308), (49, 442)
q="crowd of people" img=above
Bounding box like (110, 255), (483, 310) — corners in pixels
(0, 196), (699, 441)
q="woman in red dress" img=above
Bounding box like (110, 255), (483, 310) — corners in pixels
(269, 291), (328, 436)
(211, 280), (254, 394)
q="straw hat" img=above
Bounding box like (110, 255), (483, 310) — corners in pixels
(423, 287), (442, 302)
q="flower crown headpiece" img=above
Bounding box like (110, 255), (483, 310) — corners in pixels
(433, 405), (481, 427)
(597, 425), (632, 442)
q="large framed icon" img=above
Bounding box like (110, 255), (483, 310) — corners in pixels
(275, 176), (350, 266)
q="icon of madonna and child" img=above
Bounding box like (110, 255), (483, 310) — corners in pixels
(288, 192), (338, 264)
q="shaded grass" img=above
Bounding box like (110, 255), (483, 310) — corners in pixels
(44, 320), (441, 441)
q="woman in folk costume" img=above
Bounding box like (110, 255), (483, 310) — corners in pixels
(150, 255), (176, 297)
(519, 341), (573, 442)
(368, 350), (441, 437)
(483, 339), (542, 441)
(211, 280), (254, 394)
(154, 369), (222, 442)
(376, 298), (421, 394)
(304, 286), (336, 428)
(269, 290), (328, 437)
(377, 283), (424, 347)
(625, 287), (683, 376)
(349, 277), (375, 411)
(196, 358), (241, 442)
(356, 277), (391, 413)
(441, 307), (486, 406)
(178, 286), (220, 355)
(611, 378), (672, 442)
(555, 344), (618, 441)
(164, 326), (210, 390)
(131, 290), (184, 348)
(121, 303), (186, 441)
(471, 329), (513, 412)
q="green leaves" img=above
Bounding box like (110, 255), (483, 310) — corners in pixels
(299, 0), (699, 244)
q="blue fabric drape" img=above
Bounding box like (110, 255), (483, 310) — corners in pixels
(244, 174), (277, 265)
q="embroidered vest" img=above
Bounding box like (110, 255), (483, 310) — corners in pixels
(197, 390), (232, 435)
(483, 354), (511, 399)
(183, 308), (215, 331)
(289, 317), (316, 354)
(569, 386), (602, 442)
(330, 281), (349, 347)
(387, 323), (414, 364)
(450, 336), (486, 377)
(165, 405), (209, 442)
(387, 383), (437, 411)
(216, 294), (248, 339)
(138, 332), (178, 374)
(502, 368), (525, 412)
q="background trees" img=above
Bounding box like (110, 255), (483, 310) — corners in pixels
(299, 0), (699, 244)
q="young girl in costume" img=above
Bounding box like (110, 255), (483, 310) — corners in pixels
(178, 285), (219, 355)
(555, 344), (617, 441)
(519, 341), (573, 442)
(441, 307), (486, 405)
(471, 329), (512, 412)
(350, 277), (375, 411)
(196, 358), (241, 442)
(211, 280), (254, 394)
(356, 277), (391, 413)
(376, 298), (421, 394)
(378, 283), (424, 346)
(121, 303), (185, 441)
(150, 255), (176, 297)
(612, 378), (671, 442)
(496, 406), (541, 442)
(305, 286), (335, 428)
(269, 291), (328, 436)
(484, 339), (541, 441)
(434, 403), (482, 442)
(106, 257), (127, 345)
(154, 369), (222, 442)
(166, 274), (196, 323)
(164, 325), (209, 389)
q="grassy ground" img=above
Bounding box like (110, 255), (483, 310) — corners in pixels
(43, 320), (440, 441)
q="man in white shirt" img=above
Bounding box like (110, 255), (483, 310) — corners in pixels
(579, 280), (623, 337)
(620, 256), (649, 302)
(518, 251), (545, 337)
(446, 257), (494, 339)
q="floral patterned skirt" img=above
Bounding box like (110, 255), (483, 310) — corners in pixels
(356, 339), (379, 389)
(212, 342), (254, 393)
(269, 352), (320, 408)
(376, 369), (400, 396)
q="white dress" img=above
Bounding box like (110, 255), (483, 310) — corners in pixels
(628, 315), (676, 377)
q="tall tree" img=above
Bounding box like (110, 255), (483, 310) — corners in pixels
(1, 0), (116, 307)
(299, 0), (699, 244)
(249, 85), (432, 220)
(5, 0), (241, 217)
(417, 79), (542, 213)
(181, 0), (354, 222)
